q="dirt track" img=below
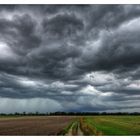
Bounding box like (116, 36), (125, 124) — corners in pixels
(77, 123), (83, 135)
(66, 121), (84, 136)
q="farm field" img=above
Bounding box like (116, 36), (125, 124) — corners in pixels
(0, 115), (140, 135)
(0, 116), (75, 135)
(56, 115), (140, 136)
(79, 116), (140, 136)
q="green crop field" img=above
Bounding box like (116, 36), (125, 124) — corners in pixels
(83, 116), (140, 135)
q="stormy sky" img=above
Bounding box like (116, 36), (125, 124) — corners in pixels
(0, 5), (140, 113)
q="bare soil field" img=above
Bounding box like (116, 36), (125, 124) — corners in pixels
(0, 116), (75, 135)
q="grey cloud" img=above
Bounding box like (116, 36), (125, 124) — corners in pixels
(0, 5), (140, 113)
(0, 97), (63, 113)
(42, 14), (84, 38)
(87, 5), (140, 30)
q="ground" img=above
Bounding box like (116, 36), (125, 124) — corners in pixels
(0, 116), (74, 135)
(0, 115), (140, 136)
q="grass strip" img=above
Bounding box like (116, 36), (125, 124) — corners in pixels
(57, 121), (75, 135)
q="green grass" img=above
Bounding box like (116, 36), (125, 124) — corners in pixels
(57, 120), (76, 135)
(84, 116), (140, 135)
(71, 121), (79, 135)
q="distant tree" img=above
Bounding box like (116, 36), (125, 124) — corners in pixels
(15, 112), (19, 116)
(23, 112), (26, 116)
(35, 111), (39, 115)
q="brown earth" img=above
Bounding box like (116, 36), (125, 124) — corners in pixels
(0, 116), (75, 135)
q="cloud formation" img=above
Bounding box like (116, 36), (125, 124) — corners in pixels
(0, 5), (140, 113)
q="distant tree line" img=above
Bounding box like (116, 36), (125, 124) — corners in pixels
(0, 111), (140, 116)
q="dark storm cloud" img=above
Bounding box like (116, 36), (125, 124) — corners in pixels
(0, 14), (40, 54)
(42, 14), (84, 38)
(0, 5), (16, 11)
(0, 5), (140, 112)
(87, 5), (140, 29)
